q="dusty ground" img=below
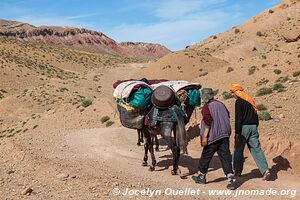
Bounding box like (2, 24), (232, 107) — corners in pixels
(0, 127), (299, 199)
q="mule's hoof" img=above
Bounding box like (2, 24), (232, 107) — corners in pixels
(137, 142), (141, 146)
(171, 168), (181, 175)
(155, 147), (159, 152)
(142, 161), (148, 166)
(149, 166), (155, 171)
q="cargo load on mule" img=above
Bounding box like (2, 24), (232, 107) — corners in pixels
(113, 79), (202, 174)
(113, 79), (168, 129)
(150, 80), (201, 122)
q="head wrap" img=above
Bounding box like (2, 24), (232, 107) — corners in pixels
(201, 88), (214, 103)
(230, 84), (257, 112)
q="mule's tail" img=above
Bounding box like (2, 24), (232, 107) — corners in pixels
(173, 106), (188, 155)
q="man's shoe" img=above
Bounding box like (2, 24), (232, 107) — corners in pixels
(192, 173), (206, 184)
(226, 180), (235, 190)
(226, 173), (235, 190)
(262, 170), (270, 181)
(234, 171), (242, 177)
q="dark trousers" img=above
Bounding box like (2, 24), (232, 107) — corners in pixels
(199, 137), (233, 176)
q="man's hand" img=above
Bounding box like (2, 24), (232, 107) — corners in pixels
(201, 137), (208, 147)
(201, 126), (210, 147)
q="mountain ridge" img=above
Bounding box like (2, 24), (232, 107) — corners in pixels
(0, 19), (171, 59)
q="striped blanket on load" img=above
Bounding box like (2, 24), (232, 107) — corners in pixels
(151, 80), (201, 92)
(113, 80), (152, 99)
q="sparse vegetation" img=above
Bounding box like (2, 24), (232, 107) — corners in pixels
(106, 121), (114, 127)
(256, 78), (269, 86)
(273, 69), (281, 75)
(213, 89), (219, 96)
(7, 167), (16, 174)
(257, 104), (267, 111)
(59, 87), (68, 92)
(292, 71), (300, 77)
(248, 66), (257, 75)
(268, 9), (274, 14)
(234, 28), (240, 34)
(261, 64), (267, 68)
(93, 75), (101, 82)
(0, 89), (7, 99)
(199, 72), (208, 77)
(162, 65), (171, 70)
(81, 98), (93, 108)
(222, 91), (233, 100)
(272, 83), (285, 92)
(258, 111), (272, 121)
(256, 87), (273, 96)
(226, 67), (234, 73)
(276, 76), (289, 83)
(33, 125), (39, 129)
(256, 31), (263, 37)
(101, 116), (110, 124)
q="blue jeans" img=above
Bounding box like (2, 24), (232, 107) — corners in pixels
(233, 125), (268, 175)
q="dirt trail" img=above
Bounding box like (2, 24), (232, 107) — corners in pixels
(1, 127), (298, 199)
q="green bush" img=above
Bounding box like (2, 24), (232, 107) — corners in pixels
(292, 71), (300, 77)
(272, 83), (285, 92)
(106, 121), (114, 127)
(227, 67), (234, 73)
(273, 69), (281, 75)
(258, 111), (272, 121)
(256, 31), (263, 37)
(199, 72), (208, 77)
(222, 91), (233, 100)
(101, 116), (110, 123)
(257, 104), (267, 111)
(276, 76), (289, 83)
(256, 78), (269, 86)
(256, 87), (273, 96)
(7, 167), (16, 174)
(213, 89), (219, 96)
(248, 66), (256, 75)
(81, 98), (93, 107)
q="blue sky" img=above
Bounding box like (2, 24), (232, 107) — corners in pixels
(0, 0), (281, 50)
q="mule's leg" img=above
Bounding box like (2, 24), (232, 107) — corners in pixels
(171, 127), (181, 175)
(141, 129), (144, 143)
(172, 145), (181, 175)
(142, 130), (149, 166)
(154, 135), (159, 151)
(142, 142), (148, 166)
(148, 135), (156, 171)
(137, 129), (143, 146)
(137, 130), (141, 146)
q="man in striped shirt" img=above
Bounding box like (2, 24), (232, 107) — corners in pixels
(192, 88), (235, 190)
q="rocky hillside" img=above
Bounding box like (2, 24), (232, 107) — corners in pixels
(0, 19), (171, 59)
(0, 37), (147, 138)
(136, 0), (300, 172)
